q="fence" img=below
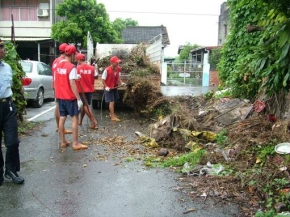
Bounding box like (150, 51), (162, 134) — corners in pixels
(166, 61), (203, 86)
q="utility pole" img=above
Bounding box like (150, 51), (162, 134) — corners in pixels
(183, 60), (186, 84)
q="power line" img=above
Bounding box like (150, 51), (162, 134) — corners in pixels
(107, 10), (220, 16)
(1, 6), (223, 17)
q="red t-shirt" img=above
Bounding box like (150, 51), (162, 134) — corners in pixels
(51, 56), (65, 88)
(55, 60), (76, 100)
(104, 66), (121, 89)
(77, 63), (95, 93)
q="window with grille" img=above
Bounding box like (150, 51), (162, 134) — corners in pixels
(1, 0), (49, 21)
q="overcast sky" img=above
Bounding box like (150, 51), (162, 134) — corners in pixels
(97, 0), (226, 57)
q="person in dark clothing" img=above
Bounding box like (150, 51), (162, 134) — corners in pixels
(0, 39), (24, 185)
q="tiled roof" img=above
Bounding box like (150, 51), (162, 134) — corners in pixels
(190, 46), (222, 53)
(121, 25), (170, 46)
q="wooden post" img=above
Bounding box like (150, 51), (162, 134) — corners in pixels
(11, 14), (16, 45)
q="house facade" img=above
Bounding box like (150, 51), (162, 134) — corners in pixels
(188, 46), (221, 86)
(0, 0), (64, 64)
(218, 2), (230, 46)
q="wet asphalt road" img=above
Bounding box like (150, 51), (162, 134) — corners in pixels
(0, 86), (240, 217)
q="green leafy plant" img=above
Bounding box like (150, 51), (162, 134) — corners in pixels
(161, 150), (205, 168)
(51, 0), (124, 47)
(219, 0), (290, 116)
(262, 178), (290, 209)
(178, 42), (200, 61)
(204, 90), (214, 99)
(255, 209), (276, 217)
(125, 157), (135, 162)
(215, 129), (229, 147)
(3, 42), (26, 121)
(209, 47), (222, 70)
(18, 120), (39, 135)
(218, 167), (235, 177)
(256, 144), (276, 162)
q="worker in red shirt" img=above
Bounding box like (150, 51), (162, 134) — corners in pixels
(54, 45), (88, 150)
(101, 56), (126, 122)
(76, 53), (98, 129)
(52, 43), (72, 134)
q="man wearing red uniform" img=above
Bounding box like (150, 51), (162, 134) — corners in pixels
(54, 45), (88, 150)
(52, 43), (72, 134)
(101, 56), (126, 122)
(76, 53), (98, 129)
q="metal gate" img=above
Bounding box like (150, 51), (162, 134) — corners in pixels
(166, 61), (203, 86)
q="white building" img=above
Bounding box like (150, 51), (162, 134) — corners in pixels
(0, 0), (64, 64)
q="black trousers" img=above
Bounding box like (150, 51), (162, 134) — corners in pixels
(0, 99), (20, 173)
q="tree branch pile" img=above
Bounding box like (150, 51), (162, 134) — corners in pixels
(97, 43), (160, 75)
(123, 76), (170, 118)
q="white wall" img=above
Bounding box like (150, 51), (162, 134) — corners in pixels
(202, 52), (210, 86)
(95, 43), (135, 59)
(0, 21), (51, 38)
(161, 63), (167, 84)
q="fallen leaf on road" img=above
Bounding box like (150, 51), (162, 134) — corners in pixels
(183, 208), (196, 214)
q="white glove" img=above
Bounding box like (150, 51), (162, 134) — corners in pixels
(77, 99), (83, 110)
(77, 74), (81, 80)
(121, 82), (126, 87)
(105, 87), (110, 91)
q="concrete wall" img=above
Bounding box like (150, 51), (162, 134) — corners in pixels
(0, 21), (51, 38)
(218, 2), (230, 46)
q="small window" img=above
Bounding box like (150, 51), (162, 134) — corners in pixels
(37, 63), (45, 75)
(39, 3), (49, 9)
(20, 62), (33, 73)
(42, 63), (52, 76)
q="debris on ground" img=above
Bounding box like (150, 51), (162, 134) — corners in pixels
(91, 64), (290, 216)
(123, 91), (290, 215)
(97, 43), (160, 76)
(123, 76), (170, 118)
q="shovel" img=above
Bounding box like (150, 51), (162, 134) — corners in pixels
(100, 83), (127, 120)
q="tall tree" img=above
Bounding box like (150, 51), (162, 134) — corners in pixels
(51, 0), (122, 47)
(177, 42), (200, 62)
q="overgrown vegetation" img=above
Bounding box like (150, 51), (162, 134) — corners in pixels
(18, 120), (39, 136)
(161, 150), (205, 168)
(177, 42), (200, 62)
(208, 47), (222, 70)
(3, 42), (26, 121)
(218, 0), (290, 117)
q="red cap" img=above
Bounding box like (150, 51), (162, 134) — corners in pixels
(65, 45), (77, 55)
(76, 53), (85, 61)
(59, 43), (68, 52)
(110, 56), (121, 63)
